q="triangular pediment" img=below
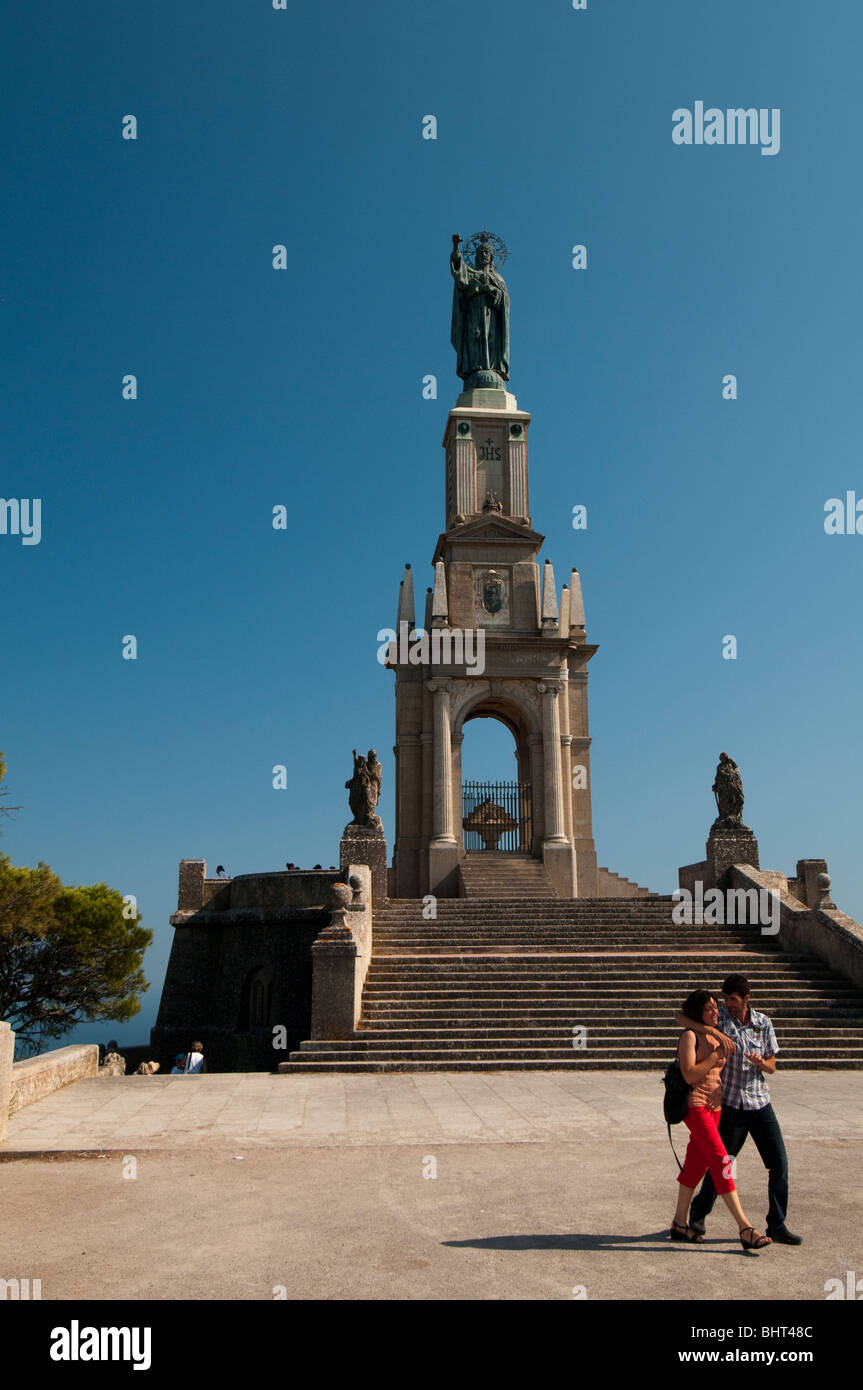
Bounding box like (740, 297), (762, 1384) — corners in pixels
(435, 515), (544, 550)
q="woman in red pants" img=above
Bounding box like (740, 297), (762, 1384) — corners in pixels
(671, 989), (772, 1251)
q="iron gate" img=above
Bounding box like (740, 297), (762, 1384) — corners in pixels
(461, 780), (533, 852)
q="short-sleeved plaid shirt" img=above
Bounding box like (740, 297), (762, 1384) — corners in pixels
(717, 1004), (778, 1111)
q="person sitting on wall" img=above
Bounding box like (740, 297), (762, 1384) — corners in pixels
(183, 1042), (207, 1074)
(170, 1053), (186, 1074)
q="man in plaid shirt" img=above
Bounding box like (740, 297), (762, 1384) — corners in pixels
(675, 971), (802, 1245)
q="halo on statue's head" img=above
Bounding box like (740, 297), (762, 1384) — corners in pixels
(463, 230), (508, 269)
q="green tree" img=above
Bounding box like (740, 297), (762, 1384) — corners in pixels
(0, 854), (152, 1054)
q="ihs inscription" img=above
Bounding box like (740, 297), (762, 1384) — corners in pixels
(478, 437), (502, 462)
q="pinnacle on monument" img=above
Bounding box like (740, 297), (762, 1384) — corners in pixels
(569, 568), (586, 632)
(423, 586), (433, 630)
(541, 559), (559, 629)
(431, 559), (449, 628)
(559, 584), (571, 637)
(396, 564), (415, 629)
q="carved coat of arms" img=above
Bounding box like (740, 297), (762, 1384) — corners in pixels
(483, 573), (504, 614)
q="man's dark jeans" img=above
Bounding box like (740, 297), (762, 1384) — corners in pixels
(688, 1103), (789, 1232)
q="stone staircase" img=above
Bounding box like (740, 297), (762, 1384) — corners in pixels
(460, 853), (554, 898)
(283, 896), (863, 1071)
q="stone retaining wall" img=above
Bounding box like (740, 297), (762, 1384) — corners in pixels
(726, 863), (863, 990)
(8, 1043), (100, 1116)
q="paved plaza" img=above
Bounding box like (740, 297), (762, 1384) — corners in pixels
(2, 1071), (861, 1301)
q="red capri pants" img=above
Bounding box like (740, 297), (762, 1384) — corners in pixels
(677, 1106), (736, 1195)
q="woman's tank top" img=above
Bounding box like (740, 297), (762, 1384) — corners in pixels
(680, 1029), (724, 1109)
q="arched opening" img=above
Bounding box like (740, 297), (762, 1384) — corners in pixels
(460, 715), (518, 782)
(459, 708), (534, 854)
(238, 965), (273, 1031)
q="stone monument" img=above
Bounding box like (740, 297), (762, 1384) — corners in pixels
(386, 232), (599, 898)
(707, 751), (760, 882)
(679, 752), (760, 893)
(340, 747), (387, 905)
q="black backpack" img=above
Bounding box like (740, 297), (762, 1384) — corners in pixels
(662, 1036), (692, 1169)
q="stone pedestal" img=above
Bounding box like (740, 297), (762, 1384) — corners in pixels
(310, 883), (358, 1041)
(340, 822), (388, 907)
(542, 840), (576, 898)
(706, 823), (760, 887)
(428, 838), (460, 897)
(796, 858), (830, 909)
(680, 823), (761, 895)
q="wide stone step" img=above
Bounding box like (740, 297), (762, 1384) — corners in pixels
(376, 907), (681, 916)
(376, 932), (743, 939)
(363, 978), (862, 989)
(373, 923), (780, 933)
(362, 984), (861, 998)
(362, 1013), (863, 1026)
(365, 979), (824, 989)
(281, 1057), (863, 1071)
(380, 898), (677, 903)
(362, 1002), (863, 1014)
(374, 922), (770, 930)
(375, 933), (777, 941)
(362, 1018), (863, 1032)
(372, 948), (782, 957)
(376, 910), (681, 918)
(368, 968), (823, 977)
(368, 950), (818, 960)
(303, 1037), (863, 1055)
(363, 965), (851, 978)
(350, 1025), (863, 1039)
(348, 1028), (861, 1039)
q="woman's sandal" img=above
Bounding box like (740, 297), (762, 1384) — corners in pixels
(670, 1220), (704, 1243)
(739, 1226), (772, 1250)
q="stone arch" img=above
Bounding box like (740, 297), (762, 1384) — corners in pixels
(451, 681), (541, 744)
(238, 963), (274, 1031)
(451, 682), (543, 854)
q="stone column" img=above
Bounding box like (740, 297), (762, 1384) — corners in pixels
(427, 679), (459, 895)
(537, 681), (575, 897)
(393, 730), (422, 898)
(451, 730), (464, 853)
(515, 743), (531, 851)
(528, 732), (544, 849)
(429, 679), (456, 843)
(538, 681), (567, 842)
(561, 734), (574, 841)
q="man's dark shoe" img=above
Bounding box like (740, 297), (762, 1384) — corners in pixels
(766, 1226), (803, 1245)
(689, 1219), (706, 1237)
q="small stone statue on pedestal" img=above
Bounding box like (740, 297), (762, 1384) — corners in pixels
(712, 752), (747, 830)
(345, 748), (382, 830)
(341, 747), (387, 905)
(707, 751), (759, 880)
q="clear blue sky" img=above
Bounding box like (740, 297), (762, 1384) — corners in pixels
(3, 1), (862, 1051)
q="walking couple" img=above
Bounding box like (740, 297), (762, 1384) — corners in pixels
(671, 973), (801, 1250)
